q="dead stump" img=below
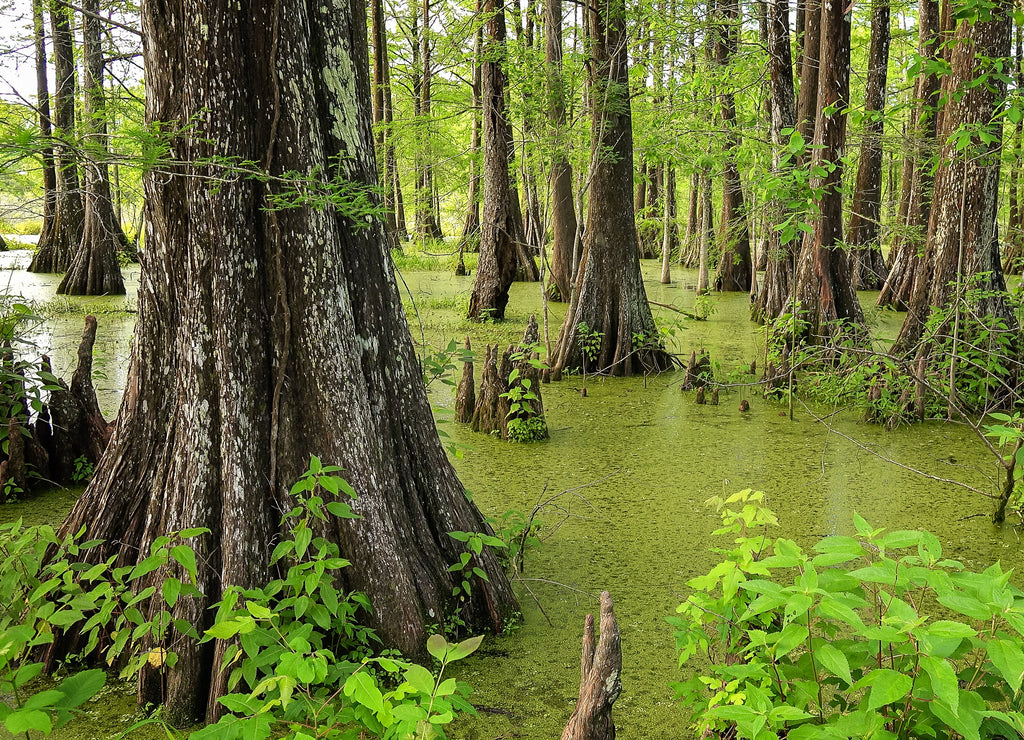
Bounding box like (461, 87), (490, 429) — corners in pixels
(681, 351), (713, 390)
(561, 591), (622, 740)
(454, 336), (475, 424)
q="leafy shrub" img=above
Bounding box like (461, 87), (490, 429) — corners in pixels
(672, 489), (1024, 740)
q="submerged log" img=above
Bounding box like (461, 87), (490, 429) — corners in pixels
(454, 336), (476, 423)
(561, 591), (622, 740)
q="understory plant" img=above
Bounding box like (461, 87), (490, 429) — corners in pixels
(672, 489), (1024, 740)
(0, 457), (485, 739)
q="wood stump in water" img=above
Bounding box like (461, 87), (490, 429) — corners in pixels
(561, 591), (622, 740)
(0, 315), (112, 496)
(465, 315), (548, 441)
(454, 336), (475, 423)
(681, 350), (713, 390)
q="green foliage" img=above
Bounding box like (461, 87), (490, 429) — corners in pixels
(500, 343), (548, 443)
(672, 489), (1024, 740)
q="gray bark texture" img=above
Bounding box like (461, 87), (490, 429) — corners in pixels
(560, 591), (622, 740)
(44, 0), (517, 724)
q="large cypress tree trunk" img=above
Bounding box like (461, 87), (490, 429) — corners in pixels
(546, 0), (578, 301)
(550, 0), (673, 375)
(877, 0), (940, 309)
(45, 0), (517, 725)
(29, 2), (82, 274)
(712, 0), (751, 292)
(57, 0), (126, 296)
(788, 0), (866, 346)
(467, 0), (539, 320)
(894, 0), (1018, 353)
(847, 0), (891, 290)
(753, 0), (797, 323)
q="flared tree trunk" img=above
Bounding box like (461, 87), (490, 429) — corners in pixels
(467, 0), (539, 319)
(894, 0), (1018, 352)
(712, 0), (752, 292)
(57, 0), (126, 296)
(29, 2), (82, 274)
(550, 0), (673, 375)
(46, 0), (517, 725)
(546, 0), (578, 301)
(753, 0), (797, 323)
(877, 0), (940, 309)
(788, 0), (866, 345)
(847, 0), (891, 290)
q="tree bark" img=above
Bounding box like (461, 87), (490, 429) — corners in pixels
(32, 0), (57, 251)
(847, 0), (891, 290)
(794, 0), (820, 163)
(752, 0), (797, 323)
(550, 0), (673, 375)
(877, 0), (940, 309)
(29, 1), (83, 274)
(372, 0), (405, 247)
(788, 0), (866, 346)
(460, 3), (484, 247)
(712, 0), (751, 292)
(894, 0), (1018, 353)
(57, 0), (126, 296)
(467, 0), (540, 320)
(546, 0), (578, 301)
(560, 592), (621, 740)
(44, 0), (518, 724)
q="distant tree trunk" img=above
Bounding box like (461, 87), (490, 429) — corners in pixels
(894, 0), (1017, 353)
(32, 0), (57, 249)
(713, 0), (752, 292)
(546, 0), (578, 301)
(753, 0), (797, 322)
(467, 0), (539, 320)
(1003, 21), (1024, 274)
(414, 0), (443, 239)
(44, 0), (518, 725)
(30, 1), (82, 273)
(681, 171), (699, 266)
(460, 4), (484, 246)
(516, 0), (544, 254)
(788, 0), (865, 346)
(794, 0), (820, 162)
(57, 0), (126, 296)
(372, 0), (405, 247)
(660, 167), (675, 283)
(847, 0), (891, 290)
(550, 0), (673, 375)
(697, 170), (713, 294)
(877, 0), (940, 309)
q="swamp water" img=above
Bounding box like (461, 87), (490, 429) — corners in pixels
(0, 253), (1019, 739)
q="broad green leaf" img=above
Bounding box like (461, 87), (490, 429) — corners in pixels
(937, 593), (991, 621)
(447, 634), (484, 661)
(171, 546), (197, 581)
(345, 671), (384, 715)
(816, 643), (852, 686)
(987, 639), (1024, 693)
(920, 655), (959, 714)
(862, 669), (913, 711)
(427, 633), (450, 662)
(404, 663), (436, 695)
(6, 709), (51, 734)
(773, 623), (808, 659)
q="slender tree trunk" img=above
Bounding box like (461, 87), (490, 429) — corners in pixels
(681, 171), (699, 267)
(467, 0), (539, 319)
(877, 0), (940, 308)
(847, 0), (891, 290)
(551, 0), (673, 375)
(661, 167), (675, 283)
(33, 0), (57, 249)
(45, 0), (517, 724)
(697, 170), (713, 295)
(372, 0), (404, 248)
(461, 3), (484, 247)
(1003, 20), (1024, 274)
(713, 0), (752, 292)
(30, 1), (83, 273)
(788, 0), (865, 346)
(794, 0), (820, 163)
(894, 0), (1018, 353)
(58, 0), (126, 295)
(546, 0), (578, 301)
(753, 0), (797, 322)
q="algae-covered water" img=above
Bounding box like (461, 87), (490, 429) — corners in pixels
(0, 252), (1019, 739)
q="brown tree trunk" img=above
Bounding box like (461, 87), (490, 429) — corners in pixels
(550, 0), (673, 375)
(461, 4), (484, 246)
(33, 0), (57, 250)
(660, 166), (676, 284)
(877, 0), (940, 309)
(794, 0), (820, 162)
(753, 0), (797, 323)
(696, 170), (713, 295)
(467, 0), (539, 320)
(894, 0), (1018, 353)
(847, 0), (891, 290)
(29, 1), (82, 274)
(1003, 21), (1024, 274)
(560, 592), (621, 740)
(546, 0), (578, 301)
(57, 0), (126, 296)
(413, 0), (443, 240)
(713, 0), (751, 291)
(372, 0), (405, 247)
(681, 170), (699, 266)
(44, 0), (517, 724)
(788, 0), (866, 346)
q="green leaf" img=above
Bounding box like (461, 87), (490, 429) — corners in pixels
(54, 669), (106, 709)
(816, 643), (853, 686)
(447, 635), (484, 661)
(344, 670), (384, 715)
(937, 593), (991, 621)
(987, 639), (1024, 694)
(862, 669), (913, 711)
(920, 655), (959, 715)
(427, 633), (451, 662)
(162, 577), (181, 608)
(404, 663), (436, 695)
(171, 545), (197, 581)
(6, 709), (52, 734)
(774, 623), (808, 659)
